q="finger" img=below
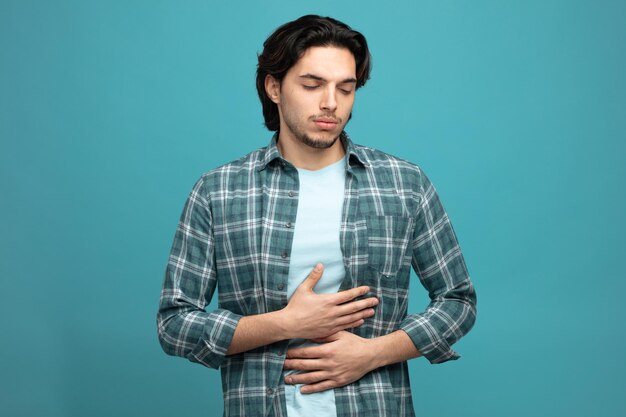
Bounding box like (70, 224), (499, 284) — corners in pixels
(298, 263), (324, 291)
(334, 308), (375, 327)
(300, 380), (337, 394)
(333, 285), (370, 304)
(286, 345), (325, 359)
(336, 297), (378, 317)
(335, 319), (365, 332)
(285, 371), (330, 386)
(283, 358), (324, 371)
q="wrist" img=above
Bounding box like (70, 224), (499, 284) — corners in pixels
(364, 336), (386, 371)
(273, 308), (294, 340)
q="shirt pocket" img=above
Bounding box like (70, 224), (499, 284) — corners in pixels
(366, 215), (414, 277)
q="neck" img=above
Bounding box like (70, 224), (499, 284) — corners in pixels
(276, 131), (346, 171)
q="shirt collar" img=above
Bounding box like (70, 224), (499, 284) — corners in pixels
(257, 132), (368, 171)
(257, 133), (282, 170)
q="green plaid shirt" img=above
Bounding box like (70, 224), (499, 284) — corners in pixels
(158, 134), (476, 417)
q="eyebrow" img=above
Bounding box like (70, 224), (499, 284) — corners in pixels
(298, 73), (357, 84)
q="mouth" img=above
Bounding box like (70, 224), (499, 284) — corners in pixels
(313, 117), (339, 130)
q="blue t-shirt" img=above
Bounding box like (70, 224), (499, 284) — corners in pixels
(284, 157), (346, 417)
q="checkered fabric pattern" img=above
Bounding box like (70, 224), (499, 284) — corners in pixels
(157, 134), (476, 417)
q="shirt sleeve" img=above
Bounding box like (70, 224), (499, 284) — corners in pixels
(399, 171), (477, 364)
(157, 176), (242, 369)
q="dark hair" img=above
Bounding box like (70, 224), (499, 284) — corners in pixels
(256, 15), (372, 131)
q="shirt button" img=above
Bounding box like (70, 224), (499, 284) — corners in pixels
(281, 251), (288, 258)
(288, 191), (294, 197)
(266, 388), (274, 395)
(285, 222), (292, 228)
(277, 283), (284, 290)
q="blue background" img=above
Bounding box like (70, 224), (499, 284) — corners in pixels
(2, 1), (625, 416)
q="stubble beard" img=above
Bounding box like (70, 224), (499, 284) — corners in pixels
(300, 133), (340, 149)
(283, 114), (346, 150)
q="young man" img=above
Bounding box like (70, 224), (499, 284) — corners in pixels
(158, 15), (476, 417)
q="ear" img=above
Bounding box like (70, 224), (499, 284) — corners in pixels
(264, 75), (281, 104)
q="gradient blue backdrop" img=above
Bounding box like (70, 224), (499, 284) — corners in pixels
(2, 1), (625, 416)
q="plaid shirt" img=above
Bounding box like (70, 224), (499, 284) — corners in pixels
(158, 134), (476, 417)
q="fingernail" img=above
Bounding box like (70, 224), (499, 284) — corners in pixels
(314, 263), (322, 272)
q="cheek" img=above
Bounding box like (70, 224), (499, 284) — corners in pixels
(339, 97), (355, 117)
(283, 90), (314, 112)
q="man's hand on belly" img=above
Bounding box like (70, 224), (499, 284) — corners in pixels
(283, 329), (422, 393)
(283, 331), (374, 393)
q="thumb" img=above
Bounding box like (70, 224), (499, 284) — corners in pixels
(300, 263), (324, 291)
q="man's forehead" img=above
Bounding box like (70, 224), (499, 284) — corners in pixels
(291, 46), (357, 80)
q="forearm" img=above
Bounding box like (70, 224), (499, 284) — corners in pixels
(367, 330), (422, 369)
(226, 310), (290, 355)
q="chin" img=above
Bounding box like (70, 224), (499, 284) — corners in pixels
(301, 133), (340, 149)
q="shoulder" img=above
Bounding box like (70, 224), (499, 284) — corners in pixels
(190, 146), (267, 198)
(352, 142), (427, 191)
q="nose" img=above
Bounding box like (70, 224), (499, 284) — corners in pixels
(320, 86), (337, 112)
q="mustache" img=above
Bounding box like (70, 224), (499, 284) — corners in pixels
(310, 114), (342, 123)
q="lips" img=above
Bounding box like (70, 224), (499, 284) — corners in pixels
(313, 117), (339, 130)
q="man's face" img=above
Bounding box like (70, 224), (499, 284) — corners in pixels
(267, 46), (357, 149)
